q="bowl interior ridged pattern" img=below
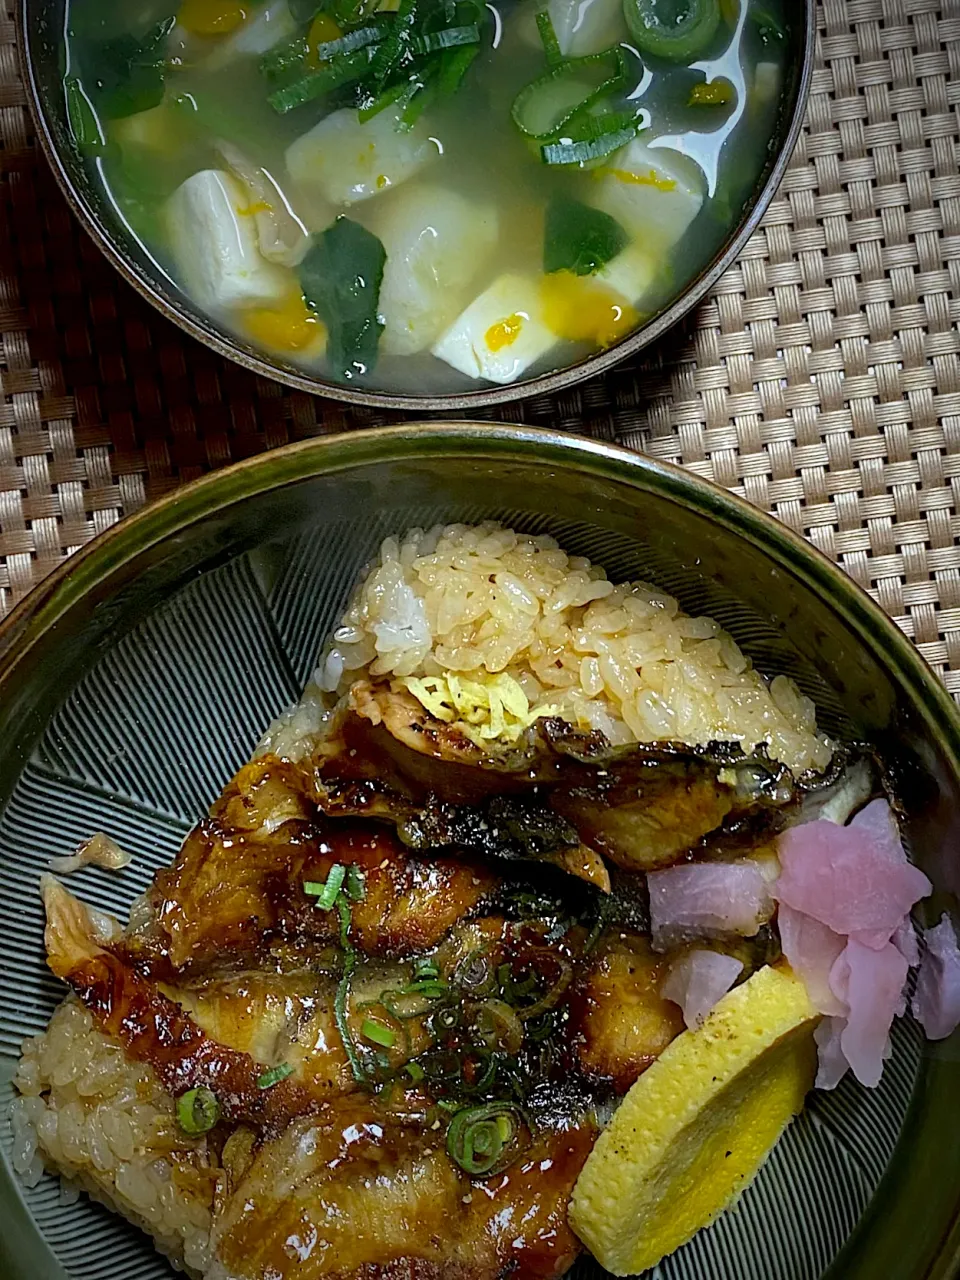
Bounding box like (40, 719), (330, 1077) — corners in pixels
(0, 428), (957, 1280)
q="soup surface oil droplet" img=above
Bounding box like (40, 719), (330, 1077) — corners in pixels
(486, 314), (526, 352)
(541, 273), (638, 348)
(178, 0), (248, 37)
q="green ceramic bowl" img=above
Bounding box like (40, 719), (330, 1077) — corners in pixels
(0, 423), (958, 1280)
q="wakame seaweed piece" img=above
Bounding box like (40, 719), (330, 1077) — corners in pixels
(81, 16), (176, 120)
(511, 50), (627, 140)
(622, 0), (720, 63)
(267, 45), (379, 113)
(300, 217), (387, 380)
(540, 109), (642, 165)
(289, 0), (324, 18)
(543, 197), (628, 275)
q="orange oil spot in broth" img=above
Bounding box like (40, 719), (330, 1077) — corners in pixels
(485, 313), (525, 352)
(541, 273), (638, 349)
(179, 0), (247, 37)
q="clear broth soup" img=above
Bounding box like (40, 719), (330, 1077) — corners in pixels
(61, 0), (793, 395)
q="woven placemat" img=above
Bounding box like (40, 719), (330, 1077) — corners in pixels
(0, 0), (958, 696)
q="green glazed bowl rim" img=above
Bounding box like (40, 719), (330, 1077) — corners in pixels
(16, 0), (814, 412)
(0, 421), (958, 1280)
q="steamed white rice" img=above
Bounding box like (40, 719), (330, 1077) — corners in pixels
(12, 999), (214, 1275)
(315, 523), (831, 775)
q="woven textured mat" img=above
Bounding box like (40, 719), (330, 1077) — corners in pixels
(0, 1), (958, 695)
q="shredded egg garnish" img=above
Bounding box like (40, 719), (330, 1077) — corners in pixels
(541, 273), (638, 348)
(179, 0), (248, 36)
(401, 672), (557, 746)
(485, 313), (525, 352)
(242, 293), (324, 353)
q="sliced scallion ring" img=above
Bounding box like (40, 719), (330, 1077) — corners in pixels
(512, 50), (627, 141)
(541, 111), (643, 166)
(176, 1086), (219, 1135)
(622, 0), (720, 64)
(446, 1102), (528, 1177)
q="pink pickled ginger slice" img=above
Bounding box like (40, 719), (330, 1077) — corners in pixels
(775, 801), (931, 945)
(828, 938), (908, 1088)
(661, 950), (744, 1030)
(814, 1016), (849, 1091)
(647, 861), (771, 952)
(912, 914), (960, 1041)
(778, 903), (846, 1016)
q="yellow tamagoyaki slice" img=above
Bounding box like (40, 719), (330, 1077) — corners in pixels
(569, 962), (819, 1276)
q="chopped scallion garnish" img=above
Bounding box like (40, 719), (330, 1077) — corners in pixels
(256, 1062), (294, 1089)
(304, 863), (346, 909)
(361, 1018), (397, 1048)
(176, 1086), (219, 1135)
(344, 863), (367, 902)
(405, 1060), (426, 1082)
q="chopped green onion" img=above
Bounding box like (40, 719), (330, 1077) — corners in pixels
(305, 863), (346, 909)
(362, 1018), (397, 1048)
(541, 113), (642, 166)
(512, 50), (627, 141)
(413, 22), (479, 52)
(414, 957), (441, 980)
(314, 22), (389, 60)
(405, 1060), (426, 1082)
(446, 1102), (527, 1177)
(358, 77), (414, 121)
(535, 9), (563, 66)
(369, 0), (419, 90)
(344, 863), (367, 902)
(334, 897), (366, 1083)
(267, 46), (378, 114)
(402, 978), (448, 999)
(256, 1062), (294, 1089)
(622, 0), (721, 63)
(176, 1086), (219, 1135)
(436, 41), (479, 96)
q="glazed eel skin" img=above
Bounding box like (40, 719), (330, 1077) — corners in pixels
(39, 747), (689, 1280)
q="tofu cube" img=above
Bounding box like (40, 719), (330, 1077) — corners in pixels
(166, 169), (291, 312)
(372, 185), (499, 356)
(594, 140), (706, 252)
(207, 1), (298, 67)
(594, 243), (657, 307)
(286, 108), (441, 209)
(431, 274), (557, 384)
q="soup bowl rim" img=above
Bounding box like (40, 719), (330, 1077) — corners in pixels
(17, 0), (816, 410)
